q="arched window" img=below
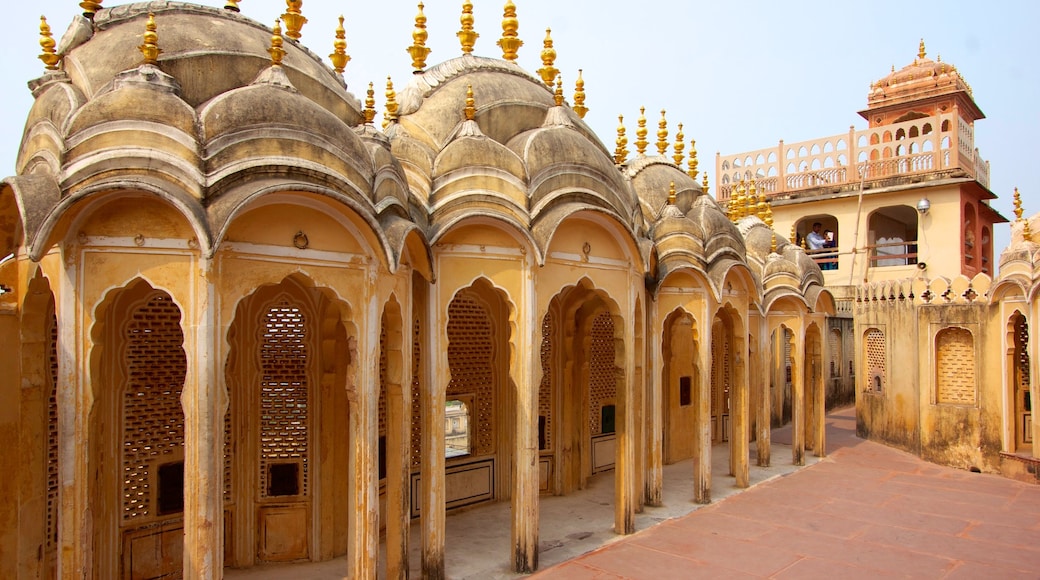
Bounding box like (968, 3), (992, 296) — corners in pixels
(868, 205), (919, 267)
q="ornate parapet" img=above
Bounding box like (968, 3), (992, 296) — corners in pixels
(716, 111), (989, 200)
(855, 273), (993, 310)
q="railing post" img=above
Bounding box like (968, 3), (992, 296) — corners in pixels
(715, 151), (723, 200)
(847, 126), (857, 187)
(777, 140), (785, 194)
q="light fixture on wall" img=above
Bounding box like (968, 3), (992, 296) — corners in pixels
(916, 197), (931, 215)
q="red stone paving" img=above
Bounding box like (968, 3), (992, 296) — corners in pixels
(530, 407), (1040, 579)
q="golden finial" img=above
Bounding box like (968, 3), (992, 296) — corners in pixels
(38, 16), (60, 71)
(329, 15), (350, 74)
(464, 85), (476, 121)
(701, 172), (709, 196)
(755, 181), (768, 219)
(80, 1), (102, 19)
(771, 232), (778, 254)
(672, 123), (685, 166)
(1024, 219), (1034, 240)
(763, 201), (774, 229)
(731, 180), (742, 220)
(918, 38), (926, 60)
(458, 1), (478, 55)
(790, 224), (797, 245)
(383, 76), (398, 129)
(656, 110), (669, 156)
(635, 107), (648, 156)
(139, 13), (161, 66)
(363, 82), (376, 124)
(497, 1), (523, 62)
(282, 0), (307, 40)
(407, 3), (431, 72)
(746, 182), (758, 217)
(553, 75), (564, 107)
(614, 114), (628, 165)
(737, 180), (750, 220)
(801, 236), (808, 250)
(537, 28), (559, 86)
(668, 182), (677, 205)
(572, 70), (588, 119)
(268, 19), (286, 66)
(1013, 187), (1023, 221)
(687, 138), (699, 180)
(224, 1), (240, 12)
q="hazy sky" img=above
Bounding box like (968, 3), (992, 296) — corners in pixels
(3, 0), (1038, 258)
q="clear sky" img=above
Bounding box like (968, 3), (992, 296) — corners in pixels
(3, 0), (1037, 260)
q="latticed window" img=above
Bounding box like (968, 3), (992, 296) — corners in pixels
(410, 317), (422, 470)
(447, 294), (495, 456)
(46, 312), (59, 548)
(589, 313), (617, 435)
(121, 292), (187, 521)
(258, 302), (309, 498)
(1014, 314), (1031, 448)
(936, 328), (976, 405)
(829, 329), (842, 378)
(784, 329), (793, 384)
(538, 312), (554, 451)
(378, 322), (388, 480)
(865, 328), (886, 392)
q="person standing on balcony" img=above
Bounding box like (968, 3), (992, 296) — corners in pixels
(807, 222), (826, 250)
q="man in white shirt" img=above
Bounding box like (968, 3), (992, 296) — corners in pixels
(806, 222), (826, 250)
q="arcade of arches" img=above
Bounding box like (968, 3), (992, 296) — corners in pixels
(10, 1), (1040, 580)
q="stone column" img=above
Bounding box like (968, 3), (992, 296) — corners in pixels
(815, 324), (827, 458)
(384, 295), (411, 579)
(57, 248), (92, 579)
(182, 258), (226, 579)
(645, 300), (663, 507)
(1031, 306), (1040, 459)
(511, 269), (539, 573)
(791, 328), (805, 466)
(756, 320), (772, 467)
(732, 329), (749, 488)
(421, 287), (446, 579)
(693, 316), (712, 504)
(349, 288), (380, 579)
(0, 283), (19, 580)
(614, 297), (636, 534)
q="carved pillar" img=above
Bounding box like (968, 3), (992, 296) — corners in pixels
(614, 293), (636, 534)
(756, 319), (772, 467)
(645, 300), (663, 507)
(349, 287), (380, 579)
(421, 286), (446, 579)
(815, 324), (827, 458)
(388, 295), (412, 579)
(791, 327), (805, 466)
(57, 247), (92, 579)
(1032, 305), (1040, 459)
(182, 258), (226, 579)
(732, 326), (749, 488)
(511, 269), (539, 573)
(693, 314), (712, 504)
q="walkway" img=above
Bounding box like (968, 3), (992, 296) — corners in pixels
(534, 407), (1040, 578)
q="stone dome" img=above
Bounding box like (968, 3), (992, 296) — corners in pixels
(391, 54), (637, 249)
(11, 2), (408, 261)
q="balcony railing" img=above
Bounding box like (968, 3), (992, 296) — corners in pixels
(806, 248), (839, 270)
(866, 240), (919, 268)
(716, 109), (989, 200)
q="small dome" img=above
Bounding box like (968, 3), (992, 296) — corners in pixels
(627, 157), (703, 222)
(867, 42), (972, 109)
